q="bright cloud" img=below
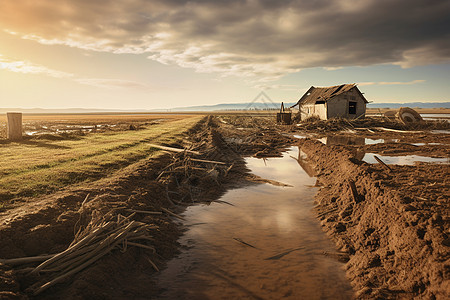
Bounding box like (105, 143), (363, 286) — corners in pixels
(1, 0), (449, 81)
(75, 78), (150, 90)
(358, 80), (426, 86)
(0, 55), (73, 78)
(0, 54), (148, 90)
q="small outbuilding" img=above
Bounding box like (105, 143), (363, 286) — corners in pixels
(291, 84), (368, 120)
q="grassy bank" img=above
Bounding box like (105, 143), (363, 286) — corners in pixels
(0, 116), (202, 202)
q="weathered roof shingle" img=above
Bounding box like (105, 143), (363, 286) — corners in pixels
(292, 84), (368, 107)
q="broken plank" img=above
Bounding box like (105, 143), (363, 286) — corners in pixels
(190, 158), (227, 165)
(246, 174), (293, 187)
(373, 155), (392, 172)
(348, 180), (359, 203)
(374, 127), (422, 134)
(147, 143), (201, 155)
(161, 207), (186, 221)
(125, 209), (162, 215)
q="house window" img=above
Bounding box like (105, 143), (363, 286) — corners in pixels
(315, 100), (325, 104)
(349, 101), (357, 114)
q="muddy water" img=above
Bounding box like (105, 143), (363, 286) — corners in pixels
(155, 147), (354, 299)
(363, 153), (449, 165)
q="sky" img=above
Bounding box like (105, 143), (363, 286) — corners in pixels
(0, 0), (449, 110)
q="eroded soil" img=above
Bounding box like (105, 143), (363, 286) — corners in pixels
(0, 116), (294, 299)
(0, 115), (449, 299)
(294, 123), (449, 299)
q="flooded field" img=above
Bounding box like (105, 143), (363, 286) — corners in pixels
(0, 113), (193, 138)
(0, 114), (448, 299)
(362, 153), (449, 165)
(155, 147), (354, 299)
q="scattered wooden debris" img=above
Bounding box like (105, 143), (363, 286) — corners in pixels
(147, 143), (201, 155)
(348, 180), (360, 203)
(374, 127), (421, 133)
(246, 174), (293, 187)
(161, 207), (186, 221)
(125, 209), (162, 215)
(0, 212), (159, 296)
(373, 155), (392, 172)
(317, 207), (338, 218)
(190, 158), (227, 165)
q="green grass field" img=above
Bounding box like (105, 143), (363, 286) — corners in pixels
(0, 116), (202, 202)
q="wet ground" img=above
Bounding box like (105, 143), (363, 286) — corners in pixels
(362, 153), (449, 165)
(155, 147), (354, 299)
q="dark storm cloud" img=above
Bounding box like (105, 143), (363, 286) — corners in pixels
(1, 0), (449, 79)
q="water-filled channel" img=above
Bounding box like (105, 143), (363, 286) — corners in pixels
(155, 147), (354, 299)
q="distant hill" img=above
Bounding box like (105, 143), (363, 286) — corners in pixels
(367, 102), (450, 109)
(0, 102), (448, 114)
(166, 102), (295, 111)
(0, 108), (130, 114)
(162, 102), (450, 111)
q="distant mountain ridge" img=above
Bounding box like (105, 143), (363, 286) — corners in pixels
(367, 102), (449, 109)
(1, 102), (448, 114)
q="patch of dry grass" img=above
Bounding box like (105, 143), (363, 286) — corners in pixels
(0, 116), (202, 202)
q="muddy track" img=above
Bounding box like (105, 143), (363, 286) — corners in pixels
(299, 139), (449, 299)
(0, 116), (294, 299)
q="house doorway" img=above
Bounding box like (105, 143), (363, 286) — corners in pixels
(349, 101), (357, 115)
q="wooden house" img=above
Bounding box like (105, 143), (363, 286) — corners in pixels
(291, 84), (368, 120)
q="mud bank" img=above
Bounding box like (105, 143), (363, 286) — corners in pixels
(299, 139), (449, 299)
(0, 116), (295, 299)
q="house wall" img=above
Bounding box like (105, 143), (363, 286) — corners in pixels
(301, 103), (327, 120)
(327, 89), (366, 119)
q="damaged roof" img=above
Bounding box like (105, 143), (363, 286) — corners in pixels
(292, 84), (368, 107)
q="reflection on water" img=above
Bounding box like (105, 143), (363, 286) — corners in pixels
(421, 114), (450, 120)
(317, 136), (365, 145)
(431, 130), (450, 135)
(155, 147), (354, 299)
(412, 143), (444, 146)
(296, 150), (317, 177)
(363, 153), (449, 165)
(318, 136), (399, 146)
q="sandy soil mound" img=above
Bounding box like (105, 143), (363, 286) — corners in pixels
(299, 139), (449, 299)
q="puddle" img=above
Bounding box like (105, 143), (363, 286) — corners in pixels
(155, 147), (353, 299)
(363, 153), (449, 165)
(431, 130), (450, 135)
(412, 143), (444, 146)
(421, 114), (450, 121)
(317, 136), (399, 146)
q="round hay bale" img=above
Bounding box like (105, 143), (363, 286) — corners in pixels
(396, 107), (423, 124)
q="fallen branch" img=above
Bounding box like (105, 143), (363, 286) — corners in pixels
(161, 207), (186, 221)
(125, 209), (162, 215)
(374, 155), (392, 172)
(147, 143), (201, 155)
(317, 207), (338, 218)
(190, 158), (227, 165)
(374, 127), (422, 133)
(246, 174), (293, 187)
(0, 254), (55, 266)
(348, 180), (360, 203)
